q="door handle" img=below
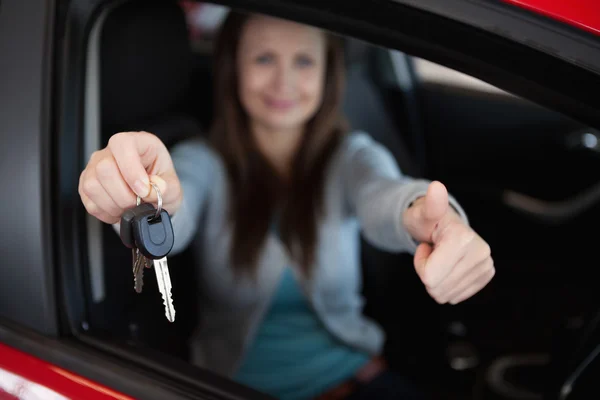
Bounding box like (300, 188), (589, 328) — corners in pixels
(503, 180), (600, 224)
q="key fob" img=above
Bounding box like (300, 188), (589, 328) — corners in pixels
(120, 203), (155, 248)
(132, 208), (174, 259)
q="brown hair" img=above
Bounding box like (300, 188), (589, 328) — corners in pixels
(209, 11), (347, 277)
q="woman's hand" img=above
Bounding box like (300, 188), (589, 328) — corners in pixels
(78, 131), (183, 224)
(402, 181), (495, 304)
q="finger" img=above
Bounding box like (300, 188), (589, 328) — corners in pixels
(428, 239), (491, 299)
(418, 227), (472, 289)
(413, 242), (433, 279)
(108, 132), (160, 198)
(78, 168), (87, 199)
(436, 258), (494, 304)
(80, 191), (119, 224)
(95, 156), (138, 210)
(143, 174), (168, 204)
(449, 266), (495, 305)
(80, 172), (122, 218)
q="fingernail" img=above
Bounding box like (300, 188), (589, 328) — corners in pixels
(134, 179), (149, 197)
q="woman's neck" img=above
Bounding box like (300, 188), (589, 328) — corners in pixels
(252, 124), (304, 179)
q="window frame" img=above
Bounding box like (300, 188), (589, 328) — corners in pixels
(0, 0), (58, 335)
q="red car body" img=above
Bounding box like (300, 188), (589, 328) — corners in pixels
(505, 0), (600, 35)
(0, 344), (132, 400)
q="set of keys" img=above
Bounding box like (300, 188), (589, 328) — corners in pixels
(120, 182), (176, 322)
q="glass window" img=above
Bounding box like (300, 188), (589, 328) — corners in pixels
(77, 2), (600, 399)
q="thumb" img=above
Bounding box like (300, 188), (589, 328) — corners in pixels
(143, 174), (182, 214)
(413, 242), (433, 281)
(422, 181), (449, 222)
(404, 181), (450, 243)
(144, 175), (168, 204)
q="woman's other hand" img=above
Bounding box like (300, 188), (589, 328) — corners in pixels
(78, 131), (183, 224)
(402, 181), (495, 304)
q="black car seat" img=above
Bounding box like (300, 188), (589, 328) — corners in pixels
(90, 0), (203, 360)
(343, 39), (420, 177)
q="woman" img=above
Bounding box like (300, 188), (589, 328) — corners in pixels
(79, 10), (495, 400)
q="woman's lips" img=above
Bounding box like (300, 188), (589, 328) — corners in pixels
(264, 98), (296, 111)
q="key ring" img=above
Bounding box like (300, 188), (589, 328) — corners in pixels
(150, 182), (163, 220)
(135, 181), (163, 221)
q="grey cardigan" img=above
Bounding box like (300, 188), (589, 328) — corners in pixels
(127, 131), (468, 377)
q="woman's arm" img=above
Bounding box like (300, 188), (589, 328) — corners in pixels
(343, 132), (468, 254)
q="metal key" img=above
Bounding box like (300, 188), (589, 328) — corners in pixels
(131, 183), (176, 322)
(120, 200), (154, 293)
(153, 256), (175, 322)
(133, 248), (144, 293)
(132, 198), (144, 293)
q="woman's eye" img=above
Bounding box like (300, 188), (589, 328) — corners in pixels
(255, 54), (274, 64)
(295, 55), (315, 68)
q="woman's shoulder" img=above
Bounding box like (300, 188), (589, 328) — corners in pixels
(169, 136), (227, 179)
(170, 135), (217, 158)
(331, 130), (400, 176)
(170, 136), (224, 165)
(335, 130), (386, 159)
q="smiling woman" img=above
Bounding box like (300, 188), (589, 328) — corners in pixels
(209, 12), (347, 274)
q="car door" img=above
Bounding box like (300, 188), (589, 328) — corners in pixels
(2, 0), (600, 399)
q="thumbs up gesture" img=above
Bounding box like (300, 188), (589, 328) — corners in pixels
(403, 181), (495, 305)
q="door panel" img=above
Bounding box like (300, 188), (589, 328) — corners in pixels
(412, 57), (600, 393)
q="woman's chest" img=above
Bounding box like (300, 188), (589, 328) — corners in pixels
(194, 159), (361, 310)
(195, 212), (363, 311)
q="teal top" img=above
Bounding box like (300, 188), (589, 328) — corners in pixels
(234, 267), (371, 400)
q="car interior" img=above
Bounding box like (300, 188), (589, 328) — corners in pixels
(77, 0), (600, 399)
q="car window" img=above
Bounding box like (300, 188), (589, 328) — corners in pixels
(72, 2), (600, 399)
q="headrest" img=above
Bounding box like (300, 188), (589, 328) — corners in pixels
(100, 0), (192, 132)
(344, 38), (373, 67)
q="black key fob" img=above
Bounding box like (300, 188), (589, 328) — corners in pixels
(120, 203), (155, 248)
(132, 208), (174, 259)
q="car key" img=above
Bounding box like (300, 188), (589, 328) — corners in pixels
(120, 202), (155, 248)
(132, 197), (144, 294)
(133, 248), (145, 293)
(131, 183), (176, 322)
(121, 200), (154, 293)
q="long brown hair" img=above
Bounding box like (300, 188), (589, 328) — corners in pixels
(209, 11), (347, 277)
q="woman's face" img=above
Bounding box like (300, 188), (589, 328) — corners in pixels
(236, 15), (327, 135)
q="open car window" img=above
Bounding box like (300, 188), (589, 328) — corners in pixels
(34, 0), (600, 399)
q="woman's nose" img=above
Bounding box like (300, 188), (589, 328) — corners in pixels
(272, 62), (295, 94)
